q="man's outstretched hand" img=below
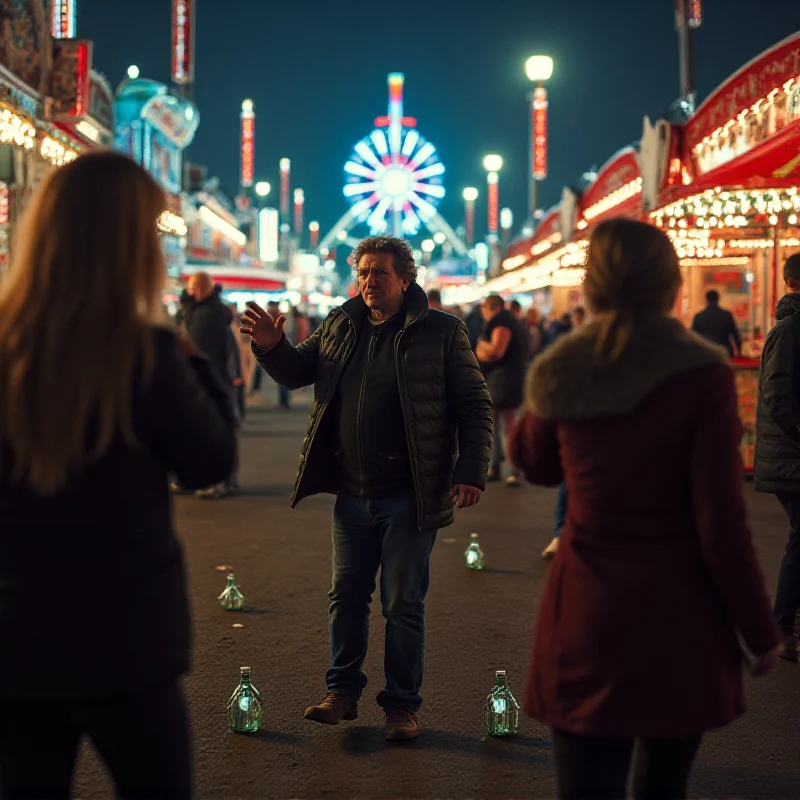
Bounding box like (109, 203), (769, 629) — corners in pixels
(451, 484), (482, 509)
(241, 301), (286, 352)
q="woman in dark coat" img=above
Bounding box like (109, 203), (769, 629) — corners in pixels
(509, 218), (781, 800)
(0, 152), (237, 799)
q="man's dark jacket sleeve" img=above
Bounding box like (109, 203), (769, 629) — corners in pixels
(446, 323), (493, 489)
(252, 328), (322, 389)
(761, 325), (800, 432)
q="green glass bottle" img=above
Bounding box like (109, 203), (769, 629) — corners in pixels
(227, 667), (263, 733)
(219, 574), (244, 610)
(465, 532), (484, 570)
(485, 670), (520, 736)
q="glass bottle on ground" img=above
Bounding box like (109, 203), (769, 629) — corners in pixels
(485, 670), (519, 736)
(219, 574), (244, 610)
(228, 666), (263, 733)
(465, 533), (484, 570)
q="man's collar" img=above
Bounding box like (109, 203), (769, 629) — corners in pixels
(341, 282), (429, 328)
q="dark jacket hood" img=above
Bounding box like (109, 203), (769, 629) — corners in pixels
(775, 293), (800, 321)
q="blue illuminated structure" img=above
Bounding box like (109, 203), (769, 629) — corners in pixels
(320, 74), (466, 255)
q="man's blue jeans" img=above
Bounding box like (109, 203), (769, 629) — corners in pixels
(775, 493), (800, 634)
(326, 493), (437, 712)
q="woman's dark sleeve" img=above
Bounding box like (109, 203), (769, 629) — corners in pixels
(145, 330), (237, 490)
(508, 410), (563, 487)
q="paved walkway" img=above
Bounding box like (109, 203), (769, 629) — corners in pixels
(72, 393), (800, 799)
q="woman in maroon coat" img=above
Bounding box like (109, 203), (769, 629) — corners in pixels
(509, 218), (781, 800)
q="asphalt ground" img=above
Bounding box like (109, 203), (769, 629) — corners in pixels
(72, 385), (800, 799)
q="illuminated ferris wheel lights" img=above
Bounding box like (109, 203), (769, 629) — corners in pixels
(415, 183), (445, 199)
(382, 168), (412, 198)
(344, 161), (376, 179)
(371, 130), (389, 156)
(412, 162), (445, 181)
(402, 130), (420, 156)
(408, 142), (435, 170)
(344, 182), (378, 197)
(355, 141), (381, 168)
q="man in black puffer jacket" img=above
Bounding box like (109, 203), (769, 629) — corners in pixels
(755, 253), (800, 663)
(242, 237), (492, 742)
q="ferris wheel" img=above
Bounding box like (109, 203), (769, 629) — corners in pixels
(319, 74), (467, 255)
(344, 125), (445, 236)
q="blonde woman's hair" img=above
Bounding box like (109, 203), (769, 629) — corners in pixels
(582, 218), (681, 361)
(0, 151), (167, 494)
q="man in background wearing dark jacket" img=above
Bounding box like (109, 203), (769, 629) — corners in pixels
(692, 290), (742, 358)
(181, 272), (238, 498)
(242, 236), (492, 741)
(477, 295), (527, 486)
(755, 254), (800, 662)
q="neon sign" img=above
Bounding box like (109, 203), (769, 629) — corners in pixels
(240, 101), (255, 189)
(533, 87), (548, 180)
(172, 0), (195, 85)
(52, 0), (76, 39)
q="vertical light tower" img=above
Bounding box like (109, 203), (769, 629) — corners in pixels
(309, 221), (320, 250)
(51, 0), (77, 38)
(280, 158), (291, 221)
(240, 100), (255, 199)
(293, 189), (305, 242)
(525, 55), (554, 225)
(462, 187), (478, 248)
(171, 0), (196, 101)
(387, 72), (405, 237)
(675, 0), (702, 111)
(483, 155), (503, 240)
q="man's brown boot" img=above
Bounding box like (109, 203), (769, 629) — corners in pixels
(780, 632), (799, 663)
(303, 692), (358, 724)
(384, 709), (420, 741)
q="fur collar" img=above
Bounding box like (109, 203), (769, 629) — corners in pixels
(527, 316), (728, 420)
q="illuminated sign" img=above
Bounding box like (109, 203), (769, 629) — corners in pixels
(141, 94), (199, 149)
(52, 0), (76, 39)
(50, 40), (91, 118)
(487, 173), (499, 234)
(533, 86), (548, 180)
(294, 189), (304, 234)
(0, 107), (35, 150)
(0, 183), (8, 226)
(172, 0), (196, 85)
(688, 0), (702, 27)
(280, 158), (291, 216)
(258, 208), (279, 262)
(241, 102), (255, 189)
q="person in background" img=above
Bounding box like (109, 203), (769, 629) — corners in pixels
(692, 289), (742, 358)
(0, 152), (236, 799)
(228, 303), (252, 423)
(292, 306), (312, 347)
(427, 288), (443, 311)
(509, 217), (780, 800)
(242, 236), (492, 741)
(524, 307), (545, 362)
(466, 302), (485, 350)
(182, 273), (238, 499)
(754, 253), (800, 663)
(477, 295), (526, 486)
(509, 299), (523, 320)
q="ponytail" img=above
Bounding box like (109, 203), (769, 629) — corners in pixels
(595, 310), (634, 362)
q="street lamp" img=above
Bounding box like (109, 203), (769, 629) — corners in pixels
(462, 187), (478, 248)
(433, 232), (446, 246)
(127, 65), (140, 80)
(421, 238), (435, 266)
(525, 55), (553, 224)
(255, 181), (271, 198)
(500, 207), (514, 247)
(309, 221), (320, 249)
(483, 155), (502, 239)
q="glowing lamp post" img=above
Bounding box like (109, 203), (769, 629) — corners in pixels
(240, 100), (255, 194)
(293, 189), (304, 239)
(280, 158), (291, 219)
(483, 155), (502, 238)
(500, 207), (514, 247)
(525, 55), (553, 224)
(309, 221), (320, 250)
(127, 65), (140, 80)
(421, 238), (435, 267)
(462, 187), (478, 248)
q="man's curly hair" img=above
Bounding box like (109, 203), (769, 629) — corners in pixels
(351, 236), (417, 284)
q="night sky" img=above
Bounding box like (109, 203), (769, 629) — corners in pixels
(78, 0), (798, 242)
